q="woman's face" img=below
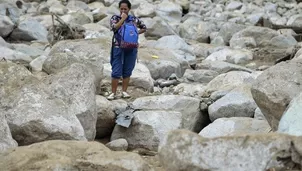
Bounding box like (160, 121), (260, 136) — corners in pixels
(120, 3), (130, 15)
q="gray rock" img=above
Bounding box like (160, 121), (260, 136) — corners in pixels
(132, 95), (207, 132)
(254, 107), (266, 120)
(138, 48), (188, 79)
(269, 35), (297, 48)
(0, 114), (17, 153)
(0, 46), (32, 62)
(49, 3), (68, 15)
(155, 1), (182, 23)
(111, 110), (182, 151)
(183, 69), (219, 83)
(210, 36), (225, 46)
(29, 55), (47, 72)
(0, 63), (86, 146)
(287, 14), (302, 27)
(226, 1), (243, 11)
(61, 12), (92, 26)
(159, 130), (302, 171)
(10, 18), (48, 42)
(66, 0), (90, 12)
(205, 71), (253, 94)
(83, 23), (112, 39)
(173, 83), (206, 97)
(134, 1), (156, 18)
(278, 92), (302, 136)
(205, 48), (253, 64)
(230, 26), (279, 48)
(153, 35), (193, 54)
(199, 117), (271, 138)
(0, 16), (14, 38)
(106, 139), (128, 151)
(95, 95), (115, 138)
(229, 36), (257, 49)
(179, 19), (216, 43)
(0, 36), (10, 48)
(11, 43), (45, 59)
(251, 59), (302, 130)
(0, 3), (21, 24)
(44, 38), (109, 86)
(0, 140), (151, 171)
(45, 63), (97, 140)
(196, 60), (253, 74)
(143, 17), (176, 39)
(210, 90), (229, 101)
(191, 43), (222, 58)
(208, 85), (257, 121)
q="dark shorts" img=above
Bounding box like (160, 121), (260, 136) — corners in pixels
(110, 47), (138, 79)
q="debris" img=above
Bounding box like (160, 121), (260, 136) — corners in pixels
(115, 105), (140, 128)
(47, 13), (85, 46)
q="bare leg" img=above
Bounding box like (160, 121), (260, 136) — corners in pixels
(122, 77), (130, 92)
(111, 78), (119, 93)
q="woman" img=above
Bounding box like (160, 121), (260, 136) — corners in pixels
(107, 0), (147, 100)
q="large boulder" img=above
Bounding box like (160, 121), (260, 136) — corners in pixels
(251, 60), (302, 130)
(173, 83), (206, 97)
(61, 12), (93, 25)
(216, 22), (246, 44)
(204, 48), (253, 65)
(208, 85), (258, 121)
(95, 95), (115, 138)
(287, 14), (302, 27)
(111, 95), (209, 151)
(134, 1), (156, 18)
(111, 110), (182, 151)
(45, 63), (97, 140)
(159, 130), (302, 171)
(199, 117), (271, 138)
(278, 92), (302, 136)
(11, 43), (45, 59)
(230, 26), (279, 48)
(196, 60), (253, 74)
(205, 71), (253, 94)
(0, 16), (14, 38)
(0, 140), (151, 170)
(179, 19), (216, 43)
(0, 2), (21, 24)
(132, 95), (207, 131)
(44, 38), (110, 85)
(82, 23), (112, 39)
(138, 48), (190, 79)
(0, 46), (32, 62)
(0, 114), (18, 153)
(143, 17), (176, 39)
(10, 18), (48, 42)
(230, 26), (297, 61)
(183, 69), (219, 83)
(155, 0), (182, 23)
(153, 35), (193, 54)
(0, 62), (86, 145)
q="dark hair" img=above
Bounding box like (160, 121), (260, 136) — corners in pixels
(119, 0), (131, 9)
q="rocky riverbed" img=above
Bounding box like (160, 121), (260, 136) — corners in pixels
(1, 0), (302, 170)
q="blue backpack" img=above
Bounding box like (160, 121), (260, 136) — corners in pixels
(118, 16), (139, 49)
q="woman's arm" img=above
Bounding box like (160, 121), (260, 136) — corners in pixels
(139, 29), (146, 34)
(136, 17), (147, 34)
(110, 13), (127, 32)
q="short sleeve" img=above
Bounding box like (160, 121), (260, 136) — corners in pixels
(135, 17), (147, 30)
(110, 15), (119, 32)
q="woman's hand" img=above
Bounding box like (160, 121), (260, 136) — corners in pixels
(139, 29), (146, 34)
(121, 13), (128, 21)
